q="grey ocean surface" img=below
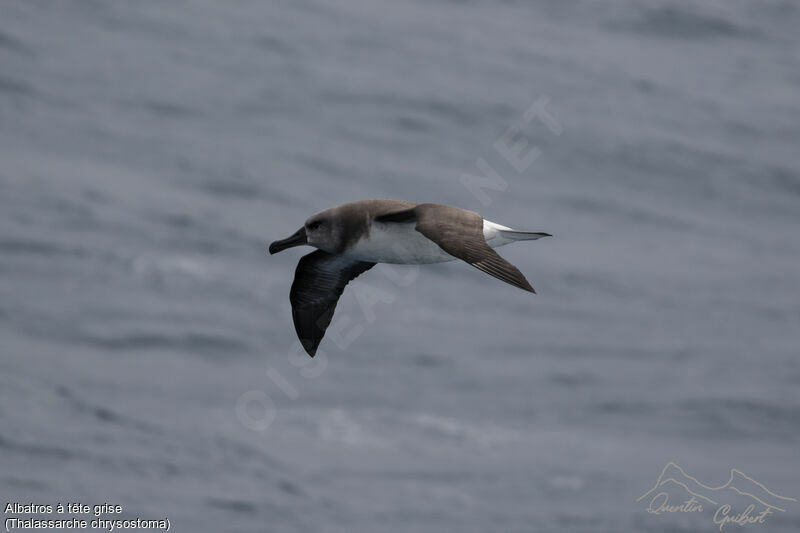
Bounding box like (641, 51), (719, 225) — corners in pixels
(1, 1), (799, 531)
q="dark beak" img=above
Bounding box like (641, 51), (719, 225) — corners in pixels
(269, 227), (307, 255)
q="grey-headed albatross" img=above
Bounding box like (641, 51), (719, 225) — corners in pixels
(269, 200), (550, 356)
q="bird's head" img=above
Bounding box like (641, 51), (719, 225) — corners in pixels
(269, 208), (340, 255)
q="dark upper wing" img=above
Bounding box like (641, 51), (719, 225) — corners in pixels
(289, 250), (375, 356)
(373, 207), (417, 223)
(411, 203), (535, 293)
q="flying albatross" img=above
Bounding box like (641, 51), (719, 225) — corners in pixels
(269, 200), (550, 356)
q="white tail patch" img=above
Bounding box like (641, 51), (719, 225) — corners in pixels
(483, 219), (550, 248)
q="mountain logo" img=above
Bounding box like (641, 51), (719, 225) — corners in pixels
(636, 462), (796, 530)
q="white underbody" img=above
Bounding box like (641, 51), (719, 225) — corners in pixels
(344, 219), (515, 264)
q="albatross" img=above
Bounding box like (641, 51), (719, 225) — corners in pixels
(269, 200), (550, 356)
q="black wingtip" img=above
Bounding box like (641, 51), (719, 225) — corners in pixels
(301, 340), (317, 357)
(521, 281), (536, 294)
(535, 232), (552, 237)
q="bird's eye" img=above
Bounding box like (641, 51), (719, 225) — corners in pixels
(308, 220), (321, 230)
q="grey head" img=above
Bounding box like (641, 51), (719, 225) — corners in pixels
(269, 200), (418, 256)
(269, 207), (342, 255)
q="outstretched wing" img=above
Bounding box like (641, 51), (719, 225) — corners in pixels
(377, 203), (535, 293)
(290, 250), (375, 356)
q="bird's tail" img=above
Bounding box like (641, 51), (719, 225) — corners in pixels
(497, 230), (552, 241)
